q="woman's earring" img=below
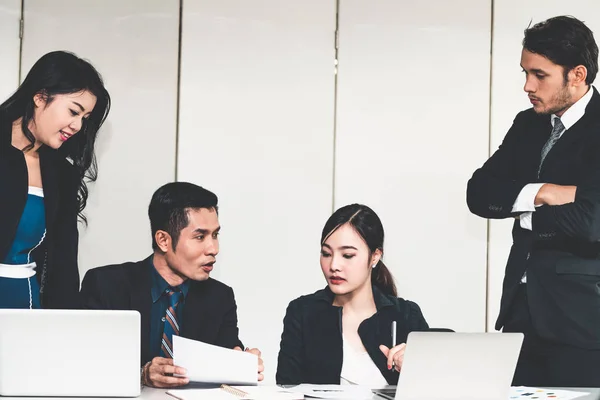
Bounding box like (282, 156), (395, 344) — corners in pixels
(372, 263), (377, 269)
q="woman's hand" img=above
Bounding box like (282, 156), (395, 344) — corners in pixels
(379, 343), (406, 372)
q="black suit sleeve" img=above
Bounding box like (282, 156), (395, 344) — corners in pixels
(467, 112), (531, 219)
(532, 133), (600, 242)
(276, 300), (304, 385)
(215, 286), (244, 349)
(80, 268), (110, 310)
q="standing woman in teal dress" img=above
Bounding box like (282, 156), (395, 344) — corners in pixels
(0, 51), (110, 309)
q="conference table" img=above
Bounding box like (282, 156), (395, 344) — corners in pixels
(2, 386), (600, 400)
(148, 386), (600, 399)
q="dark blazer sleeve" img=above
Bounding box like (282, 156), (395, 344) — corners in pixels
(276, 299), (304, 385)
(532, 132), (600, 242)
(45, 164), (81, 309)
(215, 286), (244, 349)
(467, 112), (531, 219)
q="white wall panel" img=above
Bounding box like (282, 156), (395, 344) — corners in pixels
(178, 0), (336, 382)
(0, 0), (21, 100)
(335, 0), (491, 332)
(488, 1), (600, 330)
(21, 0), (180, 276)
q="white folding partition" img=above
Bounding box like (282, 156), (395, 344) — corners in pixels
(16, 0), (593, 375)
(335, 0), (492, 332)
(0, 0), (21, 100)
(178, 0), (336, 382)
(21, 0), (180, 276)
(488, 1), (600, 330)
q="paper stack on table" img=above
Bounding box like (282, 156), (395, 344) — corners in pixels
(509, 387), (589, 400)
(284, 384), (375, 399)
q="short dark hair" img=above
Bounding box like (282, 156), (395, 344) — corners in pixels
(523, 15), (599, 85)
(148, 182), (218, 251)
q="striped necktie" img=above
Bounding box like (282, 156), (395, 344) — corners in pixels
(538, 117), (565, 177)
(161, 288), (183, 359)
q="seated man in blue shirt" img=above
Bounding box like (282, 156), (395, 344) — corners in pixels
(80, 182), (264, 388)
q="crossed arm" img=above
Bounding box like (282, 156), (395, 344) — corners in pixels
(467, 114), (600, 242)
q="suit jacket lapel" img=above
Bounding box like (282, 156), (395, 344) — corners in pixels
(527, 117), (553, 179)
(358, 311), (399, 384)
(541, 88), (600, 174)
(309, 288), (344, 380)
(317, 304), (344, 376)
(39, 147), (60, 229)
(181, 280), (211, 339)
(0, 115), (28, 258)
(358, 289), (401, 385)
(128, 258), (153, 365)
(181, 283), (198, 337)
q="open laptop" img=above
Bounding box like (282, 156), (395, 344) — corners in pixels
(0, 309), (141, 397)
(385, 332), (523, 400)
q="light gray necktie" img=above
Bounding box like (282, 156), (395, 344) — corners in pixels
(538, 117), (565, 177)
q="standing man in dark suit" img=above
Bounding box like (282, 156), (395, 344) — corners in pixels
(467, 16), (600, 387)
(80, 182), (264, 388)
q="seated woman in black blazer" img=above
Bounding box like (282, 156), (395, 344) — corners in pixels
(276, 204), (428, 385)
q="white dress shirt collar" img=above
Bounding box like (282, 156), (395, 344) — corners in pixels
(551, 85), (594, 129)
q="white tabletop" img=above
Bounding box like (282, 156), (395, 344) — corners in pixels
(1, 386), (599, 400)
(138, 386), (600, 400)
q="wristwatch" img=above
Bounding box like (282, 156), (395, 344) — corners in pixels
(141, 361), (152, 386)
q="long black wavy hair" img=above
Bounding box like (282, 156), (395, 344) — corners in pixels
(1, 50), (111, 224)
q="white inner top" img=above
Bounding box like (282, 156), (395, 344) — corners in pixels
(340, 335), (388, 386)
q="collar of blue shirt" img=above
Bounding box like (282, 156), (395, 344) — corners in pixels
(149, 257), (190, 303)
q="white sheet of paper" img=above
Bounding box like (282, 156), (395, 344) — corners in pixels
(285, 384), (374, 399)
(509, 387), (590, 400)
(172, 336), (257, 385)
